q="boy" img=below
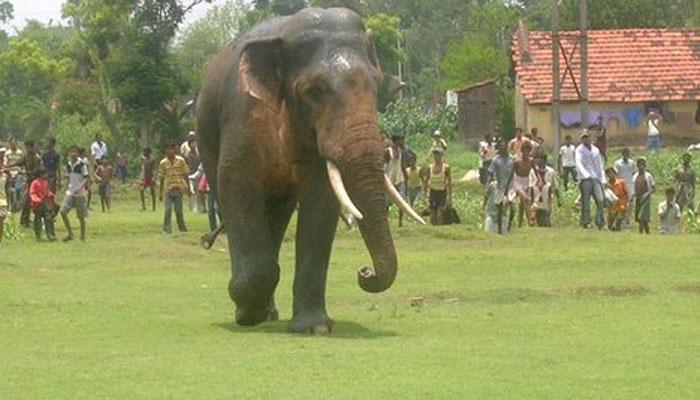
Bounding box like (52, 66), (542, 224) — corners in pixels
(658, 187), (681, 235)
(95, 157), (114, 213)
(632, 158), (656, 234)
(405, 152), (423, 208)
(529, 154), (558, 227)
(29, 167), (56, 241)
(483, 175), (507, 234)
(605, 167), (628, 232)
(60, 145), (90, 242)
(558, 135), (577, 190)
(613, 147), (636, 227)
(140, 147), (157, 211)
(159, 141), (189, 234)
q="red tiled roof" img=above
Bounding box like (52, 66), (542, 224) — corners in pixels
(512, 28), (700, 104)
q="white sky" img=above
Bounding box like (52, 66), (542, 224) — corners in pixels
(2, 0), (230, 33)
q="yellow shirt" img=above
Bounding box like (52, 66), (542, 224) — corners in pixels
(159, 156), (189, 191)
(429, 163), (449, 191)
(406, 166), (422, 188)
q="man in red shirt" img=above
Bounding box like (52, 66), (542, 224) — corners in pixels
(29, 167), (56, 241)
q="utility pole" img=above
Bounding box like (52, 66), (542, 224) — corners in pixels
(580, 0), (589, 129)
(552, 0), (561, 168)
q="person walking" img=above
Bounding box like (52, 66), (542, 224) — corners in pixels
(575, 129), (606, 229)
(487, 140), (515, 234)
(139, 147), (157, 211)
(159, 141), (189, 234)
(14, 140), (42, 228)
(29, 167), (56, 241)
(60, 145), (90, 242)
(425, 148), (451, 225)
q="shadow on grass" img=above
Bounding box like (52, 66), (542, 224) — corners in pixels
(212, 320), (398, 339)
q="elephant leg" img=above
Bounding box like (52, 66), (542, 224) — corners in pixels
(289, 169), (339, 334)
(220, 178), (281, 326)
(265, 194), (298, 322)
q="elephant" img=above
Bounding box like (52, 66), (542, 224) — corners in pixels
(195, 7), (424, 333)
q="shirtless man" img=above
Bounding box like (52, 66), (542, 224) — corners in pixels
(512, 141), (535, 227)
(508, 127), (530, 157)
(139, 147), (157, 211)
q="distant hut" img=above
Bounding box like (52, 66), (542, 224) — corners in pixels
(452, 78), (498, 147)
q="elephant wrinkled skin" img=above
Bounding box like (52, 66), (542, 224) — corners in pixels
(195, 8), (400, 333)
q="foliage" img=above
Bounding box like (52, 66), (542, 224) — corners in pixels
(439, 39), (508, 91)
(0, 0), (12, 24)
(50, 113), (114, 155)
(378, 99), (457, 151)
(271, 0), (307, 15)
(365, 13), (403, 74)
(1, 212), (22, 241)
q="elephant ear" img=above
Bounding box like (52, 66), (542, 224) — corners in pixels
(238, 37), (286, 113)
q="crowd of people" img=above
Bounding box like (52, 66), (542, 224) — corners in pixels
(0, 132), (219, 244)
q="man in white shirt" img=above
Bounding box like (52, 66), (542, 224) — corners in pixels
(575, 129), (606, 229)
(180, 131), (197, 158)
(558, 134), (577, 190)
(647, 111), (662, 151)
(613, 147), (636, 227)
(90, 134), (108, 164)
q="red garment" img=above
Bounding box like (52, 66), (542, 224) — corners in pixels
(30, 177), (55, 210)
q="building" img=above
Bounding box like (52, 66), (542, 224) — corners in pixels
(451, 78), (498, 146)
(512, 27), (700, 147)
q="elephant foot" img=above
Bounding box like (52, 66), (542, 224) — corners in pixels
(288, 311), (334, 334)
(235, 304), (279, 326)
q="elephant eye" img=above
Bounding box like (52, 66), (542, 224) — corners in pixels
(300, 81), (330, 104)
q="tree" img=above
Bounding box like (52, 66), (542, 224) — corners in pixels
(0, 1), (12, 24)
(365, 13), (403, 74)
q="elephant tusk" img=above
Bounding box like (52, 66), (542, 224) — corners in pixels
(327, 161), (364, 221)
(384, 175), (427, 225)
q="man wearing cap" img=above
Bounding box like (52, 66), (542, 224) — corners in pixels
(181, 130), (197, 158)
(426, 147), (451, 225)
(432, 130), (448, 152)
(385, 134), (408, 226)
(575, 129), (606, 229)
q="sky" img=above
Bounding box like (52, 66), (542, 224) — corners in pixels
(1, 0), (229, 33)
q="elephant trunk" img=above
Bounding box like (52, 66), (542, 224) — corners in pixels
(325, 123), (398, 293)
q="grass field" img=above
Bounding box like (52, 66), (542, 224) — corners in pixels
(1, 192), (698, 400)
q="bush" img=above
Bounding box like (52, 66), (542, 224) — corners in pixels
(378, 99), (457, 152)
(50, 114), (114, 158)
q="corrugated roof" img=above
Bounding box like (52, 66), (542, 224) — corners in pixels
(512, 28), (700, 104)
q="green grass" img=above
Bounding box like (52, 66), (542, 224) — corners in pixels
(1, 188), (699, 399)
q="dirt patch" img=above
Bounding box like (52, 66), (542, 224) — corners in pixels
(570, 285), (651, 298)
(674, 284), (700, 294)
(466, 288), (557, 305)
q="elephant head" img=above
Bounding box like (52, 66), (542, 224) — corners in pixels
(235, 8), (423, 293)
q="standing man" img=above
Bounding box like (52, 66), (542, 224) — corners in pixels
(487, 140), (515, 234)
(673, 153), (695, 212)
(575, 129), (606, 229)
(15, 140), (42, 228)
(431, 130), (448, 152)
(385, 134), (408, 227)
(3, 137), (24, 211)
(529, 154), (559, 227)
(647, 111), (662, 151)
(425, 148), (451, 225)
(512, 141), (534, 228)
(0, 149), (7, 244)
(60, 145), (90, 242)
(159, 141), (189, 234)
(139, 147), (157, 211)
(613, 148), (637, 227)
(180, 131), (197, 158)
(632, 158), (656, 234)
(478, 133), (495, 186)
(558, 134), (577, 190)
(90, 134), (108, 165)
(42, 137), (61, 193)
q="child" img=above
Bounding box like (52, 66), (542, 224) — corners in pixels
(605, 167), (628, 231)
(632, 158), (656, 234)
(658, 187), (681, 235)
(405, 152), (422, 208)
(140, 148), (157, 211)
(482, 175), (507, 234)
(529, 154), (558, 227)
(95, 157), (114, 213)
(60, 145), (90, 242)
(29, 167), (56, 241)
